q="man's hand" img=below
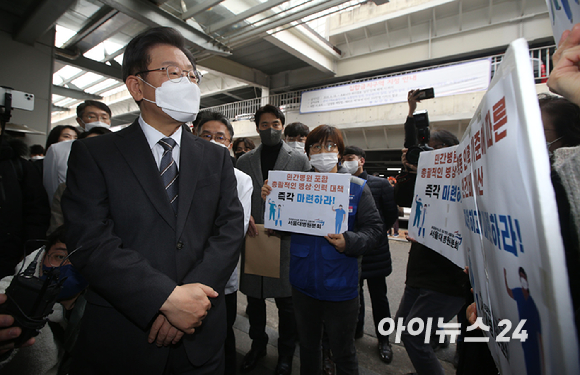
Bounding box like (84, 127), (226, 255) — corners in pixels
(325, 233), (346, 253)
(548, 24), (580, 106)
(466, 302), (478, 325)
(0, 294), (35, 354)
(247, 216), (258, 237)
(261, 179), (272, 201)
(160, 284), (217, 334)
(148, 314), (185, 347)
(407, 90), (421, 117)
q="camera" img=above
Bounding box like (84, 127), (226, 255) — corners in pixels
(0, 248), (64, 347)
(404, 110), (433, 165)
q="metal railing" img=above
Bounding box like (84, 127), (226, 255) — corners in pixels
(204, 45), (556, 120)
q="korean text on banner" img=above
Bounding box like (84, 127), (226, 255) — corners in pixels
(300, 59), (490, 114)
(264, 171), (351, 236)
(408, 38), (579, 374)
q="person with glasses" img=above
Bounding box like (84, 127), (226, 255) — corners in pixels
(194, 111), (253, 375)
(260, 125), (383, 375)
(61, 27), (244, 374)
(236, 104), (310, 375)
(0, 225), (88, 374)
(43, 100), (112, 204)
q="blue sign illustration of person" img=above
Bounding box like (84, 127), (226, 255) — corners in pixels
(413, 195), (423, 227)
(332, 205), (347, 234)
(504, 267), (544, 375)
(268, 199), (277, 222)
(275, 204), (283, 226)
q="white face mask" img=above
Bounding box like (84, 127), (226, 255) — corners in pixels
(82, 120), (110, 131)
(140, 77), (201, 123)
(310, 152), (338, 173)
(520, 277), (529, 290)
(31, 155), (44, 160)
(546, 136), (563, 158)
(287, 141), (305, 152)
(342, 160), (359, 175)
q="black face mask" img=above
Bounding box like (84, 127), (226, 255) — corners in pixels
(235, 151), (245, 159)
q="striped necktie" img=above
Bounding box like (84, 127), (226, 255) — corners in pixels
(158, 138), (179, 213)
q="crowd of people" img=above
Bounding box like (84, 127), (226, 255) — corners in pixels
(0, 23), (579, 375)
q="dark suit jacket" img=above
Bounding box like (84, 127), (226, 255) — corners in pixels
(62, 120), (244, 374)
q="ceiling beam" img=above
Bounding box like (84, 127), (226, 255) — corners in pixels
(228, 0), (353, 45)
(99, 0), (230, 55)
(181, 0), (226, 20)
(198, 56), (270, 87)
(52, 85), (103, 100)
(61, 6), (119, 50)
(55, 50), (123, 80)
(14, 0), (77, 45)
(208, 0), (289, 34)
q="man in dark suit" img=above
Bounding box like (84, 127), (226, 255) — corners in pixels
(61, 27), (244, 374)
(236, 105), (310, 374)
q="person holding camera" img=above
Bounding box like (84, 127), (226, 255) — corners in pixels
(395, 90), (468, 375)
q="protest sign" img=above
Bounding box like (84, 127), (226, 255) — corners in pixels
(408, 38), (579, 374)
(264, 171), (351, 236)
(545, 0), (580, 44)
(300, 59), (490, 114)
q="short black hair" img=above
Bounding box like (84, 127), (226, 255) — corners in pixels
(343, 145), (366, 159)
(254, 104), (285, 127)
(233, 137), (255, 151)
(194, 111), (235, 140)
(30, 144), (44, 155)
(122, 27), (196, 82)
(47, 226), (66, 251)
(79, 127), (112, 139)
(431, 130), (460, 146)
(538, 93), (580, 147)
(45, 125), (80, 150)
(284, 122), (309, 137)
(76, 100), (112, 119)
(518, 267), (527, 279)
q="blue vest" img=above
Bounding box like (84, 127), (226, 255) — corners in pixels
(289, 176), (366, 301)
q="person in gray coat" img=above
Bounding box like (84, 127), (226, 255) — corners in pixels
(236, 105), (310, 375)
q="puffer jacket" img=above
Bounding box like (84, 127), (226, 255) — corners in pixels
(358, 171), (398, 279)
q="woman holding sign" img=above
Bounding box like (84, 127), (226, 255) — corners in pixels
(262, 125), (382, 374)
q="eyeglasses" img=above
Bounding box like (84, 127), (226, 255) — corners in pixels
(310, 142), (338, 153)
(200, 132), (230, 143)
(136, 65), (202, 84)
(46, 250), (70, 267)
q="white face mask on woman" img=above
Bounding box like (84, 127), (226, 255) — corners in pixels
(140, 77), (201, 123)
(310, 152), (338, 173)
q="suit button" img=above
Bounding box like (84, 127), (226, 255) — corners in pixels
(176, 242), (184, 250)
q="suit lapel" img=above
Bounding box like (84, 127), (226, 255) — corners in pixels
(115, 120), (177, 230)
(176, 127), (202, 239)
(273, 143), (291, 171)
(250, 145), (264, 182)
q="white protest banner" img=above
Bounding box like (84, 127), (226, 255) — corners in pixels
(408, 38), (579, 374)
(545, 0), (580, 44)
(299, 59), (490, 114)
(264, 171), (351, 236)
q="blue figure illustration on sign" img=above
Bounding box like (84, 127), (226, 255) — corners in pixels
(550, 0), (576, 23)
(413, 196), (423, 227)
(275, 204), (283, 226)
(268, 199), (277, 222)
(504, 267), (544, 375)
(332, 205), (347, 234)
(413, 195), (429, 237)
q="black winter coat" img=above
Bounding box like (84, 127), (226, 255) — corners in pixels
(0, 137), (50, 278)
(358, 171), (398, 279)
